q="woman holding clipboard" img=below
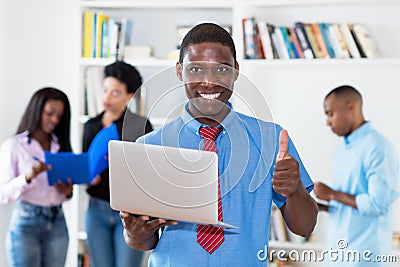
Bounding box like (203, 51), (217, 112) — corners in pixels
(0, 87), (73, 266)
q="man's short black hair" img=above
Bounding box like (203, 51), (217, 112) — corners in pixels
(325, 85), (362, 105)
(104, 61), (142, 94)
(179, 23), (236, 64)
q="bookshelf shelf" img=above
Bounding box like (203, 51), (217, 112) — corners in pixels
(80, 58), (176, 68)
(240, 0), (398, 7)
(81, 0), (233, 9)
(240, 58), (400, 67)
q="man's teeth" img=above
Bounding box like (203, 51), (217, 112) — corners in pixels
(199, 93), (220, 100)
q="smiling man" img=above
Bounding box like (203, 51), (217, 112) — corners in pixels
(120, 23), (317, 266)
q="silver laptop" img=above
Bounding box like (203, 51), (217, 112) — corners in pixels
(108, 140), (237, 229)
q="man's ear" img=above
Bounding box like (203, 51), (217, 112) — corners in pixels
(234, 61), (239, 81)
(176, 62), (183, 81)
(347, 100), (356, 115)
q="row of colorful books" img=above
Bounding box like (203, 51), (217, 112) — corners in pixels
(242, 18), (379, 60)
(82, 11), (131, 59)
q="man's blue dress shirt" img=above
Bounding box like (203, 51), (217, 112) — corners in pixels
(137, 104), (314, 266)
(326, 122), (399, 266)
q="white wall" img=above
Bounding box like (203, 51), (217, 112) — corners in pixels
(0, 1), (80, 266)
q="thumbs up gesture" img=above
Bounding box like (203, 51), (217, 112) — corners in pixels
(272, 129), (301, 197)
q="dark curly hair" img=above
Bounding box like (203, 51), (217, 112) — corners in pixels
(104, 61), (142, 94)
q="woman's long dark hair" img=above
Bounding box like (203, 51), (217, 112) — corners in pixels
(17, 87), (72, 152)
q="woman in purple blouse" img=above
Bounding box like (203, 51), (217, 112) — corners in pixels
(0, 87), (73, 267)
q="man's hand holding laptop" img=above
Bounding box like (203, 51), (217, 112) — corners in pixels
(120, 212), (177, 251)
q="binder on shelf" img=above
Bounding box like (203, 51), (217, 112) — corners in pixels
(83, 12), (95, 58)
(45, 123), (119, 185)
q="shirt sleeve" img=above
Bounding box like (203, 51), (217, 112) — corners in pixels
(0, 139), (29, 204)
(272, 127), (314, 209)
(355, 145), (399, 216)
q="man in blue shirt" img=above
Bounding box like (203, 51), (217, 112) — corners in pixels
(120, 22), (318, 266)
(314, 85), (399, 266)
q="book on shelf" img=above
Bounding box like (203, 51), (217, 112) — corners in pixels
(318, 23), (336, 58)
(294, 22), (315, 59)
(255, 24), (266, 59)
(117, 17), (132, 61)
(340, 22), (361, 58)
(279, 27), (296, 59)
(270, 205), (309, 244)
(288, 27), (304, 59)
(82, 11), (131, 60)
(242, 17), (259, 59)
(95, 13), (109, 58)
(303, 23), (323, 58)
(101, 19), (119, 58)
(257, 21), (275, 60)
(328, 23), (351, 59)
(310, 22), (330, 59)
(267, 24), (279, 59)
(77, 254), (90, 267)
(85, 67), (104, 117)
(274, 26), (290, 60)
(83, 12), (95, 58)
(270, 207), (288, 241)
(351, 23), (379, 58)
(242, 18), (379, 60)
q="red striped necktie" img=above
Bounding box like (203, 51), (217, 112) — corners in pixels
(197, 126), (224, 254)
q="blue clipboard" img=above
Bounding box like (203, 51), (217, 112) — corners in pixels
(45, 123), (119, 185)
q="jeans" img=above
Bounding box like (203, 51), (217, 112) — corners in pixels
(6, 200), (69, 267)
(85, 197), (144, 267)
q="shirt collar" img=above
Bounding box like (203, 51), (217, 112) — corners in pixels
(344, 121), (371, 145)
(181, 102), (234, 135)
(18, 130), (60, 151)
